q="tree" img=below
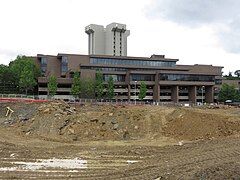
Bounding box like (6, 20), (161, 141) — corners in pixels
(106, 75), (114, 99)
(81, 77), (95, 98)
(138, 82), (147, 100)
(70, 71), (81, 98)
(95, 70), (104, 99)
(234, 70), (240, 78)
(48, 75), (57, 98)
(19, 63), (37, 95)
(9, 55), (41, 92)
(0, 65), (14, 94)
(218, 83), (240, 102)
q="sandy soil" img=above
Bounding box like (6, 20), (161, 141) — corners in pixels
(0, 101), (240, 179)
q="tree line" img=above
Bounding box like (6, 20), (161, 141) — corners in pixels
(218, 83), (240, 102)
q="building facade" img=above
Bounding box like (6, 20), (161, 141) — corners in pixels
(85, 23), (130, 56)
(34, 53), (223, 103)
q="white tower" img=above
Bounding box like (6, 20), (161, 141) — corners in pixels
(85, 23), (130, 56)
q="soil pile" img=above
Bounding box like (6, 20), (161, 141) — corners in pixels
(163, 108), (240, 140)
(3, 101), (240, 142)
(17, 101), (169, 141)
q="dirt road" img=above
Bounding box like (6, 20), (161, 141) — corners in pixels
(0, 101), (240, 179)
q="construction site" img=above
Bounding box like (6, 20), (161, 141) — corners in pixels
(0, 99), (240, 179)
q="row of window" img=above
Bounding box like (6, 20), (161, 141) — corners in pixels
(90, 58), (176, 67)
(130, 74), (155, 81)
(81, 66), (188, 72)
(103, 74), (125, 82)
(159, 74), (215, 82)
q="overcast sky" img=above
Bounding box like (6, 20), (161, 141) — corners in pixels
(0, 0), (239, 74)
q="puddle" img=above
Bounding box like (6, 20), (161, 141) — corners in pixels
(0, 158), (87, 172)
(0, 158), (139, 172)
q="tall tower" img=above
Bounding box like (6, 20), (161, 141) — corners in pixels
(85, 23), (130, 56)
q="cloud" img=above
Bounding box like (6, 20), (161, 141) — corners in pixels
(147, 0), (240, 53)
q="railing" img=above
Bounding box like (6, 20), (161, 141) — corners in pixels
(0, 94), (206, 107)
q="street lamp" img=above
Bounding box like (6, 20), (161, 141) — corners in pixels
(201, 86), (205, 105)
(134, 81), (137, 105)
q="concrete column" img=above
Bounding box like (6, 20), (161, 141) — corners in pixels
(171, 86), (179, 103)
(205, 86), (214, 103)
(153, 73), (160, 102)
(153, 84), (160, 102)
(127, 84), (131, 101)
(189, 86), (197, 104)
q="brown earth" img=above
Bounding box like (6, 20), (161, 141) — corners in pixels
(0, 101), (240, 179)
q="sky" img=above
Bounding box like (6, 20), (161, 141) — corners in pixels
(0, 0), (240, 75)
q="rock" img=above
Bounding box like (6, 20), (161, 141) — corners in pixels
(109, 113), (113, 117)
(111, 119), (117, 124)
(90, 118), (98, 123)
(43, 108), (50, 113)
(68, 128), (75, 134)
(18, 114), (29, 121)
(113, 124), (119, 130)
(54, 113), (61, 117)
(123, 130), (130, 139)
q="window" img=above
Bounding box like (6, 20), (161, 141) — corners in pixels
(130, 74), (155, 81)
(159, 74), (215, 82)
(90, 58), (176, 67)
(61, 56), (68, 73)
(103, 74), (125, 82)
(40, 57), (47, 73)
(215, 79), (222, 85)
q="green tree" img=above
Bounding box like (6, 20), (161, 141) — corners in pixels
(48, 75), (57, 98)
(234, 70), (240, 78)
(95, 70), (104, 99)
(138, 82), (147, 100)
(81, 77), (95, 98)
(106, 75), (114, 99)
(218, 83), (240, 102)
(70, 71), (81, 98)
(19, 63), (37, 95)
(9, 55), (40, 92)
(0, 65), (14, 94)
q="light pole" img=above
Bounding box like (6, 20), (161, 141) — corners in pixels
(134, 81), (137, 105)
(201, 86), (205, 105)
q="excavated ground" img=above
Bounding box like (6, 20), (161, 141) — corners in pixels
(0, 101), (240, 179)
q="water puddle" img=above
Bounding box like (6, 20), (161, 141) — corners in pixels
(0, 158), (87, 172)
(0, 158), (139, 172)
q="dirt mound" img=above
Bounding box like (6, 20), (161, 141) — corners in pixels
(17, 101), (169, 142)
(163, 108), (240, 140)
(5, 101), (240, 142)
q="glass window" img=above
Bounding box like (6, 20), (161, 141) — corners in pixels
(159, 74), (214, 82)
(90, 58), (176, 67)
(41, 57), (47, 65)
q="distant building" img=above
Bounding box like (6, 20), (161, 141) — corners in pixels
(34, 53), (223, 103)
(85, 23), (130, 56)
(32, 22), (224, 103)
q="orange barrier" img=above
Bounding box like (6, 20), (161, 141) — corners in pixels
(0, 98), (48, 103)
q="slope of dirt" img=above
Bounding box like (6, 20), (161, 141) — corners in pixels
(163, 107), (240, 140)
(16, 101), (174, 142)
(2, 101), (240, 142)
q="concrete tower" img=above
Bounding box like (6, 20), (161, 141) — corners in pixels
(85, 23), (130, 56)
